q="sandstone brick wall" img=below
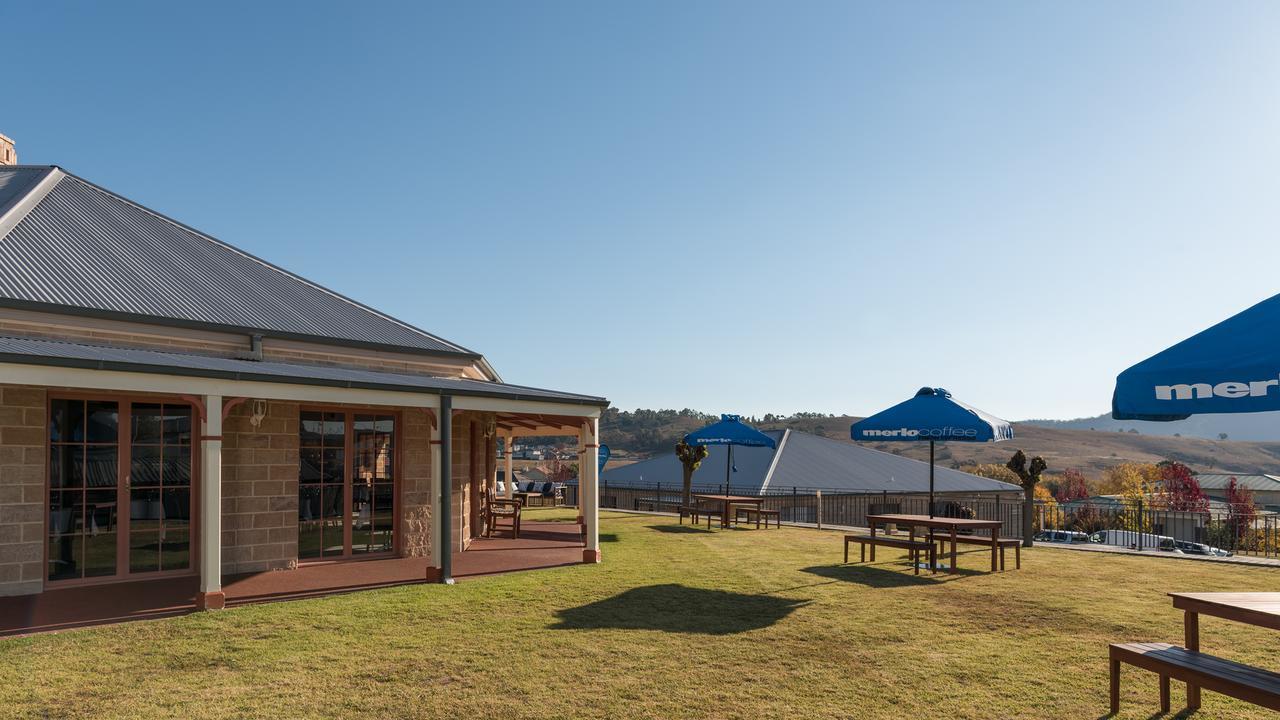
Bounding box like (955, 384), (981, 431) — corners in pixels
(400, 408), (432, 558)
(0, 385), (45, 596)
(221, 401), (299, 574)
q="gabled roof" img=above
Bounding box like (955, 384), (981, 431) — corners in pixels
(601, 428), (1021, 494)
(0, 166), (480, 360)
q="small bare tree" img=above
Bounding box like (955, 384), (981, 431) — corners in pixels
(1007, 449), (1047, 548)
(675, 440), (710, 506)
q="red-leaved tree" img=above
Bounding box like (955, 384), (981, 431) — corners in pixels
(1159, 461), (1208, 512)
(1226, 477), (1256, 543)
(1055, 468), (1091, 503)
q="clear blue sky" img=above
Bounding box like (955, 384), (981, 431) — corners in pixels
(5, 2), (1280, 421)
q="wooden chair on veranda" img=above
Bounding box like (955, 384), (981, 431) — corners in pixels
(485, 487), (522, 539)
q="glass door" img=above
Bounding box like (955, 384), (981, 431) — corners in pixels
(127, 403), (193, 574)
(298, 411), (396, 560)
(351, 415), (395, 554)
(49, 400), (121, 581)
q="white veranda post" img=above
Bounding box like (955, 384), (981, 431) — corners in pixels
(581, 417), (601, 563)
(504, 432), (515, 499)
(197, 394), (224, 610)
(428, 414), (443, 579)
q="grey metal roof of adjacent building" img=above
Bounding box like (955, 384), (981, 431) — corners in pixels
(1194, 474), (1280, 492)
(601, 428), (1021, 495)
(0, 334), (607, 406)
(0, 166), (479, 358)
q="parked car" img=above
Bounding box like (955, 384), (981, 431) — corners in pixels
(1034, 530), (1095, 543)
(1173, 540), (1232, 557)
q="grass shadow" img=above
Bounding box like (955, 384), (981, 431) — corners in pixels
(801, 564), (942, 588)
(550, 583), (809, 635)
(646, 524), (714, 534)
(599, 533), (620, 543)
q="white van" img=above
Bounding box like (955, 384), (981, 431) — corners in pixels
(1090, 529), (1179, 551)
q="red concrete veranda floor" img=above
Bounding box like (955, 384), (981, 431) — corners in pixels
(0, 520), (586, 637)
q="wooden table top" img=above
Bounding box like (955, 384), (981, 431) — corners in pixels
(693, 494), (763, 503)
(866, 514), (1002, 530)
(1169, 592), (1280, 632)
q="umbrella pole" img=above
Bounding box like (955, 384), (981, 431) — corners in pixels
(928, 440), (935, 519)
(725, 444), (733, 495)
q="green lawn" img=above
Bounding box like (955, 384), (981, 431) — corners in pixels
(3, 508), (1279, 719)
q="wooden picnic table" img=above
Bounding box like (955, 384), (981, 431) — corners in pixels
(866, 514), (1003, 573)
(693, 494), (764, 529)
(1169, 592), (1280, 707)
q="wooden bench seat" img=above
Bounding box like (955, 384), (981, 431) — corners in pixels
(931, 534), (1021, 570)
(1110, 642), (1280, 714)
(678, 506), (723, 528)
(734, 507), (780, 529)
(844, 534), (935, 575)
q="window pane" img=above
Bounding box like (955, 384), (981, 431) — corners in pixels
(166, 451), (191, 487)
(373, 483), (394, 553)
(322, 413), (345, 447)
(86, 401), (119, 443)
(162, 487), (191, 528)
(50, 445), (83, 489)
(163, 406), (192, 445)
(83, 531), (117, 577)
(48, 534), (81, 580)
(161, 528), (190, 571)
(84, 447), (118, 489)
(299, 484), (322, 522)
(321, 485), (344, 557)
(49, 491), (81, 535)
(131, 403), (162, 444)
(298, 520), (322, 559)
(129, 531), (161, 574)
(49, 399), (85, 443)
(300, 449), (321, 483)
(130, 445), (162, 488)
(322, 449), (344, 484)
(130, 488), (162, 530)
(86, 490), (119, 533)
(300, 412), (324, 446)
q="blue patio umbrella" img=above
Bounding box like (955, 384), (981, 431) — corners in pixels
(683, 414), (777, 495)
(851, 388), (1012, 517)
(1113, 293), (1280, 421)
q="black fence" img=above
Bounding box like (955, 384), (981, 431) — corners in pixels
(564, 481), (1024, 536)
(564, 481), (1280, 557)
(1037, 499), (1280, 558)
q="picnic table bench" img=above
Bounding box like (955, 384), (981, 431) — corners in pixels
(1109, 642), (1280, 714)
(843, 534), (935, 575)
(1109, 592), (1280, 714)
(734, 507), (780, 528)
(635, 497), (682, 513)
(933, 534), (1021, 570)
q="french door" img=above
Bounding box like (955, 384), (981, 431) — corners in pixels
(298, 411), (396, 560)
(48, 398), (194, 583)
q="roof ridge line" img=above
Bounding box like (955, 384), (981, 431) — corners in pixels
(0, 167), (62, 241)
(53, 169), (481, 357)
(759, 428), (789, 494)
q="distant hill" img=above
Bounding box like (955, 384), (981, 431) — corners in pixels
(1024, 411), (1280, 442)
(591, 408), (1280, 476)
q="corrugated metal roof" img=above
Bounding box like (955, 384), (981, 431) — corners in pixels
(1193, 473), (1280, 491)
(601, 429), (1020, 494)
(0, 167), (49, 218)
(0, 335), (607, 406)
(0, 166), (477, 357)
